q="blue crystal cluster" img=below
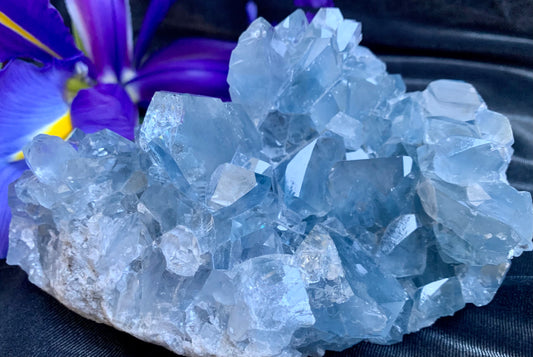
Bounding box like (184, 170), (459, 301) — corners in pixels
(7, 8), (533, 357)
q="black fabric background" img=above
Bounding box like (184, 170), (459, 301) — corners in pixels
(1, 1), (532, 356)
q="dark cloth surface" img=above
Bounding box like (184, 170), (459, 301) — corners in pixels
(2, 1), (533, 356)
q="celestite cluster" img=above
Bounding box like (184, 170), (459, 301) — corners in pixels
(7, 8), (533, 357)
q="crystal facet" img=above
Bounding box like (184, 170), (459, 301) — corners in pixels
(7, 8), (533, 357)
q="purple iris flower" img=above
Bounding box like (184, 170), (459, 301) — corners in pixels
(246, 0), (334, 23)
(294, 0), (335, 21)
(293, 0), (335, 7)
(0, 0), (235, 258)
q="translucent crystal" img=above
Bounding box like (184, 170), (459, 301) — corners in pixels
(23, 134), (77, 186)
(139, 92), (261, 193)
(207, 164), (259, 209)
(7, 7), (532, 357)
(159, 226), (203, 277)
(278, 131), (345, 216)
(421, 80), (485, 121)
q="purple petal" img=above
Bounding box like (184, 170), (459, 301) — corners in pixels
(133, 0), (178, 67)
(71, 84), (138, 141)
(305, 11), (315, 23)
(139, 38), (235, 71)
(127, 39), (234, 103)
(0, 59), (73, 162)
(65, 0), (133, 83)
(127, 61), (230, 105)
(294, 0), (335, 7)
(246, 1), (258, 23)
(0, 160), (27, 258)
(0, 0), (81, 63)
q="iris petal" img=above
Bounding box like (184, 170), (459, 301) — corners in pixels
(71, 84), (138, 141)
(294, 0), (335, 7)
(0, 161), (28, 258)
(133, 0), (178, 67)
(246, 1), (259, 23)
(137, 38), (235, 71)
(0, 59), (73, 162)
(0, 0), (81, 63)
(127, 39), (234, 104)
(65, 0), (133, 82)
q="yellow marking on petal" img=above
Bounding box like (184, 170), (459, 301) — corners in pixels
(10, 151), (24, 162)
(44, 111), (73, 138)
(0, 11), (62, 59)
(8, 111), (72, 162)
(66, 76), (90, 102)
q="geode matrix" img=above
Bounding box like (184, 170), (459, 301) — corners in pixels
(7, 8), (533, 357)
